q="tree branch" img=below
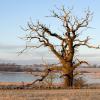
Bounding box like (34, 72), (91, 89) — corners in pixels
(74, 9), (93, 31)
(27, 65), (63, 86)
(73, 60), (89, 69)
(74, 36), (100, 49)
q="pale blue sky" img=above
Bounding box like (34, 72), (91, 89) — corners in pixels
(0, 0), (100, 64)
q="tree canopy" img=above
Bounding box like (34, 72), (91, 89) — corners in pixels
(21, 6), (100, 88)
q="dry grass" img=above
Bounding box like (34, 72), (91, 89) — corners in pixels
(0, 82), (30, 86)
(0, 89), (99, 100)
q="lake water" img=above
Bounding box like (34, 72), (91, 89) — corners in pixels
(0, 72), (36, 82)
(82, 73), (100, 84)
(0, 71), (100, 84)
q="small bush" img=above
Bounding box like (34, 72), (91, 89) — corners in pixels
(73, 77), (86, 89)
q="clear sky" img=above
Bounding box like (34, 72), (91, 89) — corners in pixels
(0, 0), (100, 65)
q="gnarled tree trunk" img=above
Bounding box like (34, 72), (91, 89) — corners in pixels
(62, 62), (73, 88)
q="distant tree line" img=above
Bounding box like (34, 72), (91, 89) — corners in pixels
(0, 63), (45, 72)
(0, 63), (23, 72)
(82, 64), (100, 68)
(0, 63), (99, 72)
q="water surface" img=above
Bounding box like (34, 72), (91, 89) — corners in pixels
(0, 71), (100, 84)
(0, 72), (36, 82)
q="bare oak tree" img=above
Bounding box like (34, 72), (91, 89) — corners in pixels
(21, 7), (100, 88)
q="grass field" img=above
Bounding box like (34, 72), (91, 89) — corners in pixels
(0, 89), (100, 100)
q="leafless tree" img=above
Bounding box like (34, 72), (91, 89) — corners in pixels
(21, 6), (100, 88)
